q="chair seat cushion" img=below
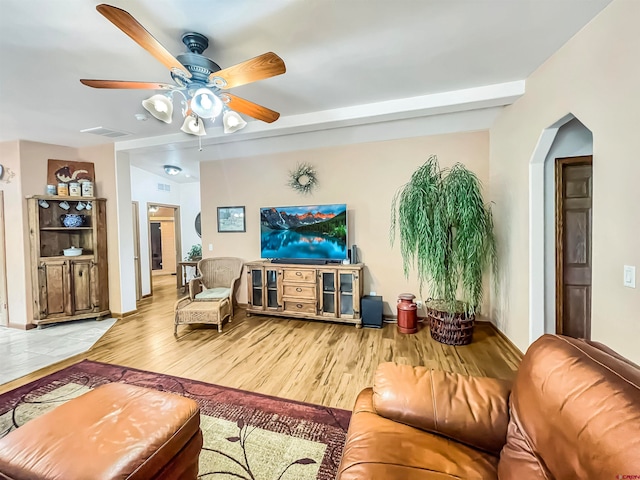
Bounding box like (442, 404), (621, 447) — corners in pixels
(195, 287), (230, 299)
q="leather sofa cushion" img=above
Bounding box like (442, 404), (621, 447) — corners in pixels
(0, 383), (201, 480)
(499, 335), (640, 479)
(373, 363), (511, 455)
(337, 388), (499, 480)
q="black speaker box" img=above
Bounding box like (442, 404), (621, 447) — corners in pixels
(362, 295), (383, 328)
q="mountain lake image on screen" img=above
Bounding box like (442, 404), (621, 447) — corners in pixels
(260, 204), (348, 260)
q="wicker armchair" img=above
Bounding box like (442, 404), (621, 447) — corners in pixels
(188, 257), (244, 317)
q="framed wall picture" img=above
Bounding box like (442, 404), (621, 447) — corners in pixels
(217, 206), (246, 233)
(47, 159), (95, 185)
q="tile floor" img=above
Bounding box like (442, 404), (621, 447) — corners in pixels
(0, 318), (117, 385)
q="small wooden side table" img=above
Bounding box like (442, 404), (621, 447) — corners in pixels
(177, 261), (199, 292)
(174, 297), (231, 335)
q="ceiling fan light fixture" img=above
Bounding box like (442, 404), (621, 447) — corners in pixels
(163, 165), (182, 176)
(223, 110), (247, 134)
(181, 115), (207, 136)
(142, 94), (173, 123)
(190, 88), (223, 119)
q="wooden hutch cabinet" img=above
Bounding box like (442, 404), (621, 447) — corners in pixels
(245, 261), (364, 327)
(27, 196), (110, 325)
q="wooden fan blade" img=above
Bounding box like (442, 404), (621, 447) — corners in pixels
(225, 94), (280, 123)
(96, 4), (191, 78)
(209, 52), (285, 89)
(80, 79), (174, 90)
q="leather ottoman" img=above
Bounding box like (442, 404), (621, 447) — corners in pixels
(0, 382), (203, 479)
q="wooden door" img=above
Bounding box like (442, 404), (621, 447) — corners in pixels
(38, 260), (70, 318)
(556, 156), (592, 339)
(159, 219), (176, 274)
(132, 202), (142, 301)
(69, 259), (93, 314)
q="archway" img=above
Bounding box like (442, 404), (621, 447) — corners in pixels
(528, 114), (593, 344)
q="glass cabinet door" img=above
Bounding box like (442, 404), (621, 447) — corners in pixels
(321, 271), (336, 316)
(339, 272), (355, 317)
(266, 269), (279, 309)
(251, 269), (263, 307)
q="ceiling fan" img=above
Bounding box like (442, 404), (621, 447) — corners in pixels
(80, 4), (286, 135)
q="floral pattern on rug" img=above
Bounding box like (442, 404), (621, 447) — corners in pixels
(0, 360), (351, 480)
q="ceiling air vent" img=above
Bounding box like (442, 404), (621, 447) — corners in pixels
(80, 126), (131, 138)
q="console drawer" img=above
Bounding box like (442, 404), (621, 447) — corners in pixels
(284, 301), (317, 315)
(282, 284), (316, 299)
(282, 269), (316, 283)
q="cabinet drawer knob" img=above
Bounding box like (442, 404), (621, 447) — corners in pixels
(296, 287), (302, 292)
(296, 304), (303, 308)
(295, 272), (302, 276)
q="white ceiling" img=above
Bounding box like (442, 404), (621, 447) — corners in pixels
(0, 0), (611, 182)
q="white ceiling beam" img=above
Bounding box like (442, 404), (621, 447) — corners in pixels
(115, 80), (525, 153)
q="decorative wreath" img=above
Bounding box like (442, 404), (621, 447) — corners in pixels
(288, 163), (318, 195)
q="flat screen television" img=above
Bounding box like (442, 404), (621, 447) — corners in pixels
(260, 204), (348, 261)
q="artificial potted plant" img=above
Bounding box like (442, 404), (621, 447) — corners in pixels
(391, 154), (496, 345)
(185, 244), (202, 261)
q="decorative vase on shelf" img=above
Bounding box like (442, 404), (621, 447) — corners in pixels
(60, 214), (85, 228)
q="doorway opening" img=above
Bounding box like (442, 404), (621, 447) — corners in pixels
(529, 115), (593, 344)
(147, 204), (181, 296)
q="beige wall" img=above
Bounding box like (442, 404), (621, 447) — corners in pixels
(0, 141), (26, 327)
(0, 140), (121, 326)
(201, 131), (490, 317)
(78, 143), (125, 315)
(490, 0), (640, 360)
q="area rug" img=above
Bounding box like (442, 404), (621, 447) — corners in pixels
(0, 360), (351, 480)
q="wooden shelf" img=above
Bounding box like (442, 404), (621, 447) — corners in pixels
(40, 227), (93, 231)
(27, 195), (105, 201)
(40, 254), (95, 261)
(28, 197), (109, 325)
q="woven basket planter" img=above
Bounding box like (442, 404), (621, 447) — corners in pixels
(427, 301), (475, 346)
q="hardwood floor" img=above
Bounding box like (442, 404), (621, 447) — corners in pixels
(0, 275), (521, 409)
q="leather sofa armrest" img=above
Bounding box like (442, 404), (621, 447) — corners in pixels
(373, 362), (511, 455)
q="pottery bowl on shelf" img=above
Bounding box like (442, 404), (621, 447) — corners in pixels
(60, 214), (85, 228)
(63, 246), (83, 257)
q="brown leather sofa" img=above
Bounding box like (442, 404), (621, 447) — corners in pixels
(337, 334), (640, 479)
